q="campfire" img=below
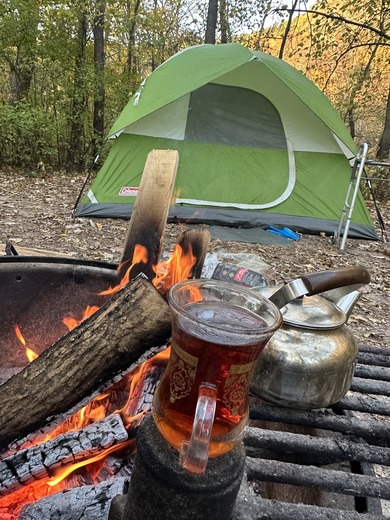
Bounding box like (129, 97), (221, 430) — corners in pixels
(2, 150), (390, 519)
(0, 150), (212, 518)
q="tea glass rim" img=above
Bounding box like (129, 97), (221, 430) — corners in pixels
(168, 278), (283, 339)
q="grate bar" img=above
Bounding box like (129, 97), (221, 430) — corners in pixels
(334, 392), (390, 416)
(354, 364), (390, 382)
(233, 495), (387, 520)
(247, 344), (390, 517)
(244, 427), (390, 466)
(358, 345), (390, 356)
(358, 352), (390, 368)
(250, 403), (389, 446)
(245, 457), (390, 500)
(350, 377), (390, 396)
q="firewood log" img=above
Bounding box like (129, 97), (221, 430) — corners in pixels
(0, 414), (128, 497)
(19, 477), (129, 520)
(0, 277), (171, 451)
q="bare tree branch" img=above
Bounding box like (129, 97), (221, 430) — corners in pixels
(323, 39), (389, 92)
(276, 8), (390, 40)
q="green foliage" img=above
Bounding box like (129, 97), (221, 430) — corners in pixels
(0, 0), (388, 179)
(0, 101), (59, 168)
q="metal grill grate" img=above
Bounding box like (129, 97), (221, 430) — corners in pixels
(233, 344), (390, 519)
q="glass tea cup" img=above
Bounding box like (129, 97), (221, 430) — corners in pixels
(152, 279), (282, 474)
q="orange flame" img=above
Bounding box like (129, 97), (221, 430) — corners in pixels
(114, 347), (171, 425)
(1, 347), (169, 513)
(47, 439), (134, 487)
(14, 324), (39, 362)
(99, 244), (149, 296)
(63, 305), (100, 331)
(40, 350), (171, 487)
(61, 242), (196, 339)
(3, 240), (194, 513)
(153, 243), (196, 294)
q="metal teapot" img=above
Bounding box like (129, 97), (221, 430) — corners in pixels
(250, 266), (370, 409)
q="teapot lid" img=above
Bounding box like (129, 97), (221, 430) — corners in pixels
(254, 286), (346, 330)
(282, 294), (346, 329)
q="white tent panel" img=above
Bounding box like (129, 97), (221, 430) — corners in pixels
(122, 93), (190, 140)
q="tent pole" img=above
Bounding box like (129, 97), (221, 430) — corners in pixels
(337, 143), (368, 254)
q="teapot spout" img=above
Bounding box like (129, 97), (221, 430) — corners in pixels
(334, 290), (362, 321)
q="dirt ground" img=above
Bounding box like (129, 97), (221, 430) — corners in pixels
(1, 169), (389, 348)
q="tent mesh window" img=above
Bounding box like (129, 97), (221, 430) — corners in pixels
(185, 83), (287, 150)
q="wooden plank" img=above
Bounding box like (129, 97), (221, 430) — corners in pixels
(177, 228), (211, 279)
(1, 242), (71, 257)
(120, 149), (179, 281)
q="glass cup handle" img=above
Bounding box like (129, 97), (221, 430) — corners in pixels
(179, 382), (217, 475)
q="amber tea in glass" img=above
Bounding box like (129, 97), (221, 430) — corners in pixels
(152, 279), (282, 474)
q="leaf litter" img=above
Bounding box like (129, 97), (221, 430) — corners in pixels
(0, 169), (389, 348)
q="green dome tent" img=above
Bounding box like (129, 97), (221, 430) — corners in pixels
(75, 43), (377, 239)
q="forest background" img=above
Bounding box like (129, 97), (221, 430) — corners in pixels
(0, 0), (389, 200)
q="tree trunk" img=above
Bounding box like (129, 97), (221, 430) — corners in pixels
(346, 108), (356, 139)
(343, 42), (380, 132)
(205, 0), (218, 44)
(9, 54), (34, 103)
(220, 0), (229, 43)
(126, 0), (142, 76)
(376, 89), (390, 160)
(68, 8), (88, 170)
(279, 0), (299, 59)
(0, 277), (171, 450)
(92, 0), (106, 163)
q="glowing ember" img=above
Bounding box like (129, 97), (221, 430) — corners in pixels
(114, 348), (171, 427)
(47, 439), (134, 487)
(0, 348), (169, 515)
(14, 324), (39, 362)
(99, 244), (149, 296)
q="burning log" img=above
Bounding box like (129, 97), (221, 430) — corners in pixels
(0, 276), (171, 450)
(0, 414), (128, 497)
(19, 477), (129, 520)
(177, 228), (211, 279)
(120, 149), (179, 281)
(153, 228), (211, 294)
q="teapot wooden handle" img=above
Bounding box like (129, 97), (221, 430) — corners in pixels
(300, 266), (370, 295)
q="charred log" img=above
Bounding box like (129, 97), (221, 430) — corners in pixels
(0, 276), (171, 450)
(177, 228), (211, 279)
(19, 477), (129, 520)
(0, 414), (128, 497)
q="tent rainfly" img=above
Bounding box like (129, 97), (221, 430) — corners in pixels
(74, 43), (377, 240)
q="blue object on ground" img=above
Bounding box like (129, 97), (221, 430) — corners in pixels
(267, 226), (300, 240)
(189, 225), (295, 247)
